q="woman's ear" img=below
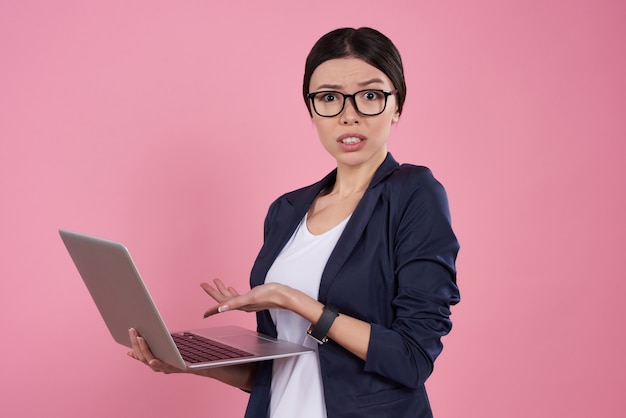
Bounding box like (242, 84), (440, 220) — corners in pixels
(392, 109), (400, 124)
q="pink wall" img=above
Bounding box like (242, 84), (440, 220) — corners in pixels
(1, 1), (625, 417)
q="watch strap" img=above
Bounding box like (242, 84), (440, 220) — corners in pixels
(307, 305), (339, 344)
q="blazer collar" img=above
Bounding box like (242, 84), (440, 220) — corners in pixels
(284, 152), (399, 206)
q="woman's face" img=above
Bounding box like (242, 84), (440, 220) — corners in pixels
(308, 57), (400, 171)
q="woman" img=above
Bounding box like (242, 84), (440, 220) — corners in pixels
(129, 27), (460, 418)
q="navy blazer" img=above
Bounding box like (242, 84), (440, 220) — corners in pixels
(244, 153), (460, 418)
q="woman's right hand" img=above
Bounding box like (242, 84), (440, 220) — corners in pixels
(127, 328), (257, 390)
(127, 328), (187, 374)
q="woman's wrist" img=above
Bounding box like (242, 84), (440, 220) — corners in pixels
(275, 283), (299, 312)
(279, 285), (325, 325)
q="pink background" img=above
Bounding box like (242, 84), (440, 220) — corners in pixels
(1, 1), (625, 417)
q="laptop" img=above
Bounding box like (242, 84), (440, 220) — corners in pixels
(59, 229), (313, 369)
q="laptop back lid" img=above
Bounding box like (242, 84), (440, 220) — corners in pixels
(59, 229), (186, 368)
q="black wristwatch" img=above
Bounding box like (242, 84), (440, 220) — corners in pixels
(306, 305), (339, 345)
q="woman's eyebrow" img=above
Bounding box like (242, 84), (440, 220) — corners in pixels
(313, 78), (386, 91)
(315, 83), (342, 90)
(358, 78), (386, 87)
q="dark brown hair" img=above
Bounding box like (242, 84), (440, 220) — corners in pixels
(303, 27), (406, 116)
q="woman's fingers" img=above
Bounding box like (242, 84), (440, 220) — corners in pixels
(213, 278), (234, 296)
(200, 279), (239, 303)
(203, 295), (244, 318)
(128, 328), (184, 374)
(201, 282), (287, 318)
(200, 282), (220, 299)
(129, 328), (157, 367)
(203, 286), (278, 317)
(203, 304), (221, 318)
(128, 328), (147, 362)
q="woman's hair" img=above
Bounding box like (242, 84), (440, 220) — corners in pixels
(303, 27), (406, 116)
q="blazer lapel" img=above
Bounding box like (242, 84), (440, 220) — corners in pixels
(318, 153), (399, 302)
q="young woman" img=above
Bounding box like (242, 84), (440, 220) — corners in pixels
(129, 27), (460, 418)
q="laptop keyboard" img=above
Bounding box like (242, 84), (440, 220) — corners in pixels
(172, 332), (254, 364)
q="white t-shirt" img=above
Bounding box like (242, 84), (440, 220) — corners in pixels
(264, 213), (350, 418)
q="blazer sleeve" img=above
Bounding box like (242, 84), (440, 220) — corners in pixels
(363, 168), (460, 389)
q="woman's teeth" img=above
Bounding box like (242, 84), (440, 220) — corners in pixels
(341, 137), (362, 144)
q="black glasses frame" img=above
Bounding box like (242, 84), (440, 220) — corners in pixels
(307, 89), (397, 117)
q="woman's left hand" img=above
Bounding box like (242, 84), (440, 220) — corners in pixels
(200, 278), (291, 318)
(201, 278), (371, 360)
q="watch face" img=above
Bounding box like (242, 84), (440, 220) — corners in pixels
(306, 328), (327, 345)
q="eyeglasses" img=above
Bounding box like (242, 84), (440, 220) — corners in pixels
(307, 89), (397, 117)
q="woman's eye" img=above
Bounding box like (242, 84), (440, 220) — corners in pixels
(322, 94), (337, 102)
(363, 91), (379, 100)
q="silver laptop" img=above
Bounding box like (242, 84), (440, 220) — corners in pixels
(59, 229), (313, 369)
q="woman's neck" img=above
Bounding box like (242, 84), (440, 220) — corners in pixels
(331, 152), (386, 197)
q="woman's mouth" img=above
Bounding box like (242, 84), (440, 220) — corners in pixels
(341, 136), (363, 144)
(338, 133), (366, 144)
(337, 134), (367, 151)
